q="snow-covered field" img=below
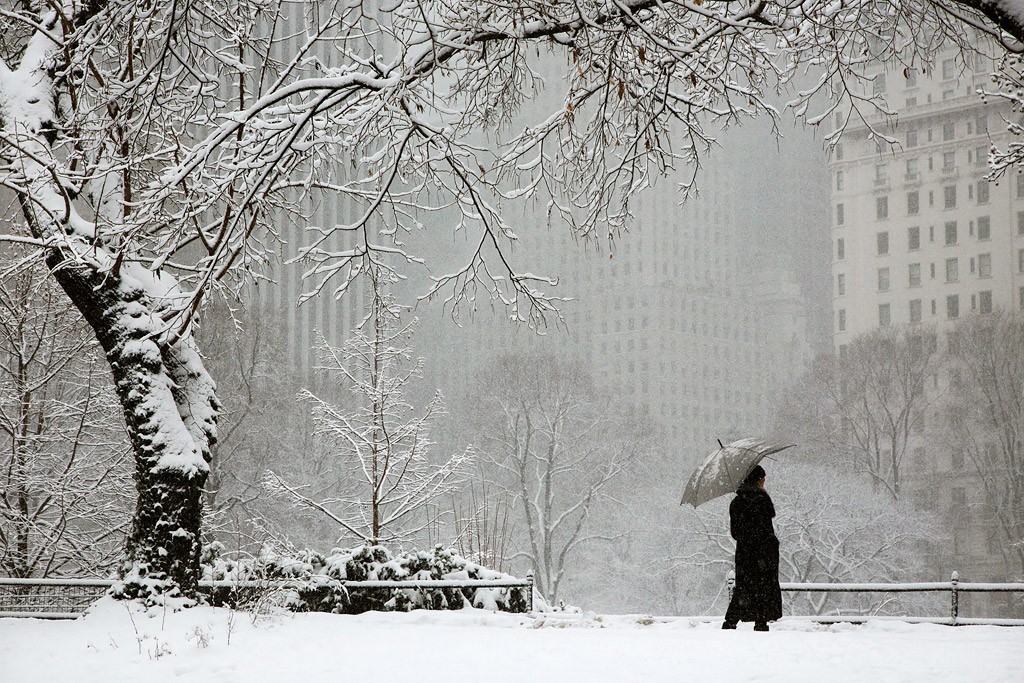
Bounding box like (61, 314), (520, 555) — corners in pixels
(2, 599), (1022, 683)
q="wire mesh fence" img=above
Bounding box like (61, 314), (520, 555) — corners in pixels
(0, 579), (111, 619)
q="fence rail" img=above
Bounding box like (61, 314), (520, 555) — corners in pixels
(3, 572), (1021, 624)
(0, 575), (534, 619)
(728, 570), (1024, 625)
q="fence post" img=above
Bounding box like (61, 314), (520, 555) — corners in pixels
(950, 571), (959, 624)
(525, 572), (534, 613)
(727, 570), (735, 605)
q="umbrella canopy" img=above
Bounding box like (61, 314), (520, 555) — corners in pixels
(680, 438), (796, 507)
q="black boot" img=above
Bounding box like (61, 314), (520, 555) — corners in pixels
(753, 622), (769, 632)
(722, 621), (737, 629)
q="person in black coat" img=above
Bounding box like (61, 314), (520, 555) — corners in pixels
(722, 464), (782, 631)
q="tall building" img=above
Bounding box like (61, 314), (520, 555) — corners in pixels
(416, 119), (824, 477)
(828, 48), (1022, 612)
(831, 52), (1015, 350)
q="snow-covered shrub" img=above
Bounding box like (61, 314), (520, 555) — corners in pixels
(199, 543), (529, 614)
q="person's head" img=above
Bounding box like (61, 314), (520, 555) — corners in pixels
(743, 465), (766, 489)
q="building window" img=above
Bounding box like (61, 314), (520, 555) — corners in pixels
(943, 121), (955, 140)
(1018, 211), (1024, 235)
(945, 221), (958, 245)
(877, 232), (889, 256)
(906, 158), (919, 179)
(977, 115), (989, 134)
(943, 151), (956, 169)
(978, 215), (991, 241)
(837, 238), (845, 260)
(908, 226), (920, 251)
(836, 171), (844, 191)
(836, 203), (845, 226)
(947, 294), (960, 319)
(837, 273), (846, 296)
(907, 129), (918, 148)
(835, 143), (844, 161)
(909, 263), (922, 287)
(907, 191), (919, 215)
(878, 267), (890, 292)
(876, 195), (889, 220)
(1019, 248), (1024, 274)
(943, 59), (955, 80)
(873, 73), (886, 95)
(906, 68), (918, 87)
(980, 290), (993, 314)
(875, 164), (888, 185)
(979, 252), (992, 278)
(1017, 173), (1024, 199)
(975, 145), (987, 167)
(910, 299), (922, 323)
(944, 185), (957, 209)
(1020, 286), (1024, 311)
(838, 309), (846, 331)
(977, 180), (990, 204)
(879, 303), (891, 327)
(946, 257), (959, 282)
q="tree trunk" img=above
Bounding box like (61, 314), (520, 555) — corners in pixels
(2, 6), (218, 600)
(44, 253), (215, 598)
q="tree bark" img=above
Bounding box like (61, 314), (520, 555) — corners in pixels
(1, 5), (218, 599)
(39, 249), (215, 598)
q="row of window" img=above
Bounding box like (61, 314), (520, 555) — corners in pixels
(837, 148), (989, 194)
(836, 254), (994, 296)
(837, 291), (994, 331)
(835, 218), (994, 261)
(836, 182), (991, 225)
(904, 116), (989, 148)
(867, 55), (988, 97)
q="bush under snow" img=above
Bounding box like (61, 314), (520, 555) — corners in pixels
(201, 543), (530, 614)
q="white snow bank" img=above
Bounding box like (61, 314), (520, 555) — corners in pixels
(0, 597), (1021, 683)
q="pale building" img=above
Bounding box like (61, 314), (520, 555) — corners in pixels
(829, 49), (1023, 612)
(831, 52), (1018, 352)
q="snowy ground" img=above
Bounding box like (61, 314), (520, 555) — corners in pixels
(2, 599), (1022, 683)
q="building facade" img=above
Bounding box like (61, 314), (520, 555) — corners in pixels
(831, 53), (1018, 351)
(829, 49), (1024, 611)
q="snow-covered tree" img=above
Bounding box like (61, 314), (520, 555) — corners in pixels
(268, 293), (473, 545)
(939, 311), (1024, 578)
(2, 0), (1023, 597)
(776, 328), (939, 500)
(473, 353), (651, 605)
(0, 253), (132, 578)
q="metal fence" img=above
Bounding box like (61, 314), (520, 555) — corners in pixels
(0, 576), (534, 619)
(727, 570), (1024, 625)
(3, 572), (1022, 624)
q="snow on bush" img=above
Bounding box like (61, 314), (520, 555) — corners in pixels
(201, 543), (529, 614)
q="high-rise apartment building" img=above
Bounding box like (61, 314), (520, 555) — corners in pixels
(831, 52), (1017, 351)
(829, 49), (1022, 612)
(417, 121), (824, 476)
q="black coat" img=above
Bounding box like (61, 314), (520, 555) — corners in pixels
(724, 484), (783, 623)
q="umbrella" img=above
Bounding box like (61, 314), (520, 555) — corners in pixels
(680, 438), (796, 507)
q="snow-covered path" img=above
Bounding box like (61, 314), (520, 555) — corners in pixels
(1, 599), (1022, 683)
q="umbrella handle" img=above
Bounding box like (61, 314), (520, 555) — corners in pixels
(717, 439), (724, 448)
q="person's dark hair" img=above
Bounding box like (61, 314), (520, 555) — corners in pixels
(743, 465), (766, 486)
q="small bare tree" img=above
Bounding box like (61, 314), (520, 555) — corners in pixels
(473, 353), (651, 605)
(268, 292), (473, 545)
(777, 328), (939, 500)
(0, 256), (132, 577)
(939, 311), (1024, 578)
